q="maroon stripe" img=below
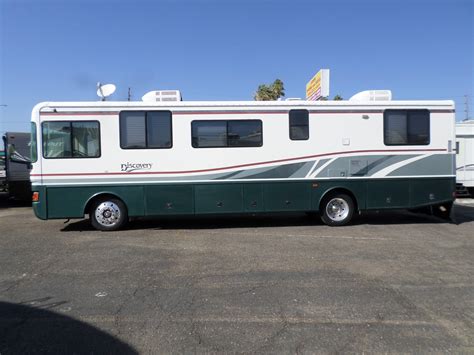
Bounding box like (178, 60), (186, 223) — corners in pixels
(173, 110), (289, 115)
(40, 112), (120, 116)
(39, 109), (454, 116)
(31, 148), (446, 177)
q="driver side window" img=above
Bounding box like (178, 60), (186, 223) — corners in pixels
(42, 121), (100, 158)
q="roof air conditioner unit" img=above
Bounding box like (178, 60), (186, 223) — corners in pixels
(349, 90), (392, 102)
(142, 90), (182, 102)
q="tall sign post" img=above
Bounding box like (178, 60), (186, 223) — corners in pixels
(306, 69), (330, 101)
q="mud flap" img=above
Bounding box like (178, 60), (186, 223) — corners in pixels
(412, 202), (455, 223)
(432, 202), (455, 223)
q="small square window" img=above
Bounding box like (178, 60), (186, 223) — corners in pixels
(289, 110), (309, 140)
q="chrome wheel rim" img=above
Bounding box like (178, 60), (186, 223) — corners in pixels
(326, 198), (349, 222)
(95, 202), (121, 227)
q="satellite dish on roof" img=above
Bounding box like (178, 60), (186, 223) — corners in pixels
(96, 83), (116, 101)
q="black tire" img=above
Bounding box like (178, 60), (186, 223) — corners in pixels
(320, 193), (355, 226)
(90, 197), (128, 231)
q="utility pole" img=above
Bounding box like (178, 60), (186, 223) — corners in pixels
(128, 87), (131, 101)
(464, 94), (470, 120)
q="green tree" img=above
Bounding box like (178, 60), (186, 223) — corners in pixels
(333, 94), (343, 101)
(254, 79), (285, 101)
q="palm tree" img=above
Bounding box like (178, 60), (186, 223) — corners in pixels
(254, 79), (285, 101)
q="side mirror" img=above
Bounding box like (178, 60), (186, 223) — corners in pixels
(7, 144), (31, 165)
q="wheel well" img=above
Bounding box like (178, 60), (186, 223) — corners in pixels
(319, 188), (358, 212)
(84, 193), (125, 216)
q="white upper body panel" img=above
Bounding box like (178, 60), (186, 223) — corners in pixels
(30, 99), (456, 185)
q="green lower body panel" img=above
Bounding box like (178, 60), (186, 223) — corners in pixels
(32, 185), (47, 220)
(37, 185), (145, 219)
(264, 182), (311, 212)
(146, 185), (194, 215)
(31, 177), (455, 220)
(367, 180), (410, 209)
(195, 184), (243, 213)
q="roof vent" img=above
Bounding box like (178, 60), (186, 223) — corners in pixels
(142, 90), (182, 102)
(349, 90), (392, 102)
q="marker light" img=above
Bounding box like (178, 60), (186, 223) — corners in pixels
(32, 192), (39, 202)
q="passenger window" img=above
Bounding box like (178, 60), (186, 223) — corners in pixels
(120, 111), (172, 149)
(192, 121), (227, 148)
(192, 120), (263, 148)
(43, 122), (72, 158)
(31, 122), (38, 163)
(289, 110), (309, 140)
(147, 111), (172, 148)
(120, 112), (146, 148)
(42, 121), (100, 158)
(384, 110), (430, 145)
(228, 120), (262, 147)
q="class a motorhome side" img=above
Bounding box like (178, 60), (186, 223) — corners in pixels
(29, 90), (457, 230)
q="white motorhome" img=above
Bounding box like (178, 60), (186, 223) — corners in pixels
(455, 120), (474, 196)
(30, 91), (456, 230)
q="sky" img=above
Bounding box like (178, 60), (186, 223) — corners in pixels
(0, 0), (473, 133)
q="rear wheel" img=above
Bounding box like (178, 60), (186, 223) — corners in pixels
(90, 197), (128, 231)
(320, 193), (354, 226)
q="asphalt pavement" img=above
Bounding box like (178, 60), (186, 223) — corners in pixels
(0, 193), (473, 353)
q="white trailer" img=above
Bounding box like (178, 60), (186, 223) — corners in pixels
(455, 120), (474, 196)
(30, 91), (456, 230)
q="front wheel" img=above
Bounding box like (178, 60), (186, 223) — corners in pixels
(320, 194), (354, 226)
(90, 197), (128, 231)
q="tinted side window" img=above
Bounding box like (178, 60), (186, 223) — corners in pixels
(42, 121), (100, 158)
(192, 120), (263, 148)
(120, 111), (172, 149)
(228, 120), (262, 147)
(384, 111), (407, 144)
(43, 122), (72, 158)
(289, 110), (309, 140)
(71, 122), (101, 157)
(192, 121), (227, 147)
(384, 110), (430, 145)
(407, 111), (430, 145)
(147, 111), (172, 148)
(31, 122), (38, 163)
(120, 112), (146, 149)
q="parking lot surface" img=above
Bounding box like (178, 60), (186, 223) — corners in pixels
(0, 194), (473, 353)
